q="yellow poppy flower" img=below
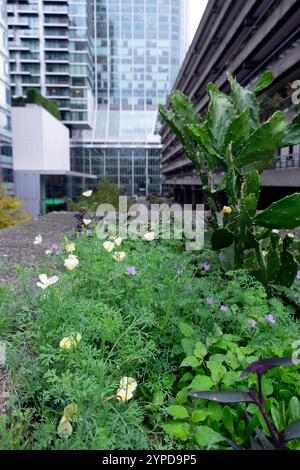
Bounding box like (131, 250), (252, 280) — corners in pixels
(112, 251), (126, 262)
(59, 333), (81, 350)
(103, 241), (115, 252)
(223, 206), (232, 216)
(65, 242), (76, 253)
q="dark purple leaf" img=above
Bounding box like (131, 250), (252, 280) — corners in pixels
(223, 437), (243, 450)
(250, 437), (263, 450)
(282, 419), (300, 442)
(254, 427), (276, 450)
(189, 390), (255, 403)
(241, 357), (294, 377)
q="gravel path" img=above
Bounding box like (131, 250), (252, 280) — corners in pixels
(0, 212), (76, 284)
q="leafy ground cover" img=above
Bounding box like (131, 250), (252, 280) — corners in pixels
(1, 227), (300, 450)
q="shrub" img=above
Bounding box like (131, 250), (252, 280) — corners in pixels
(0, 186), (30, 229)
(26, 88), (61, 121)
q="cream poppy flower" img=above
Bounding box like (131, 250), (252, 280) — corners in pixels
(57, 415), (73, 438)
(112, 251), (126, 262)
(143, 231), (156, 241)
(82, 190), (93, 197)
(63, 403), (78, 423)
(117, 377), (137, 401)
(114, 236), (123, 247)
(83, 219), (92, 226)
(64, 255), (79, 271)
(103, 241), (115, 252)
(45, 250), (52, 255)
(34, 234), (43, 245)
(37, 274), (59, 289)
(65, 242), (76, 253)
(59, 332), (81, 350)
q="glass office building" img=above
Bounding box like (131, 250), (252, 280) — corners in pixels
(0, 0), (13, 193)
(71, 0), (188, 196)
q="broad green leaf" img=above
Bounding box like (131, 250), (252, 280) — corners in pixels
(179, 322), (195, 338)
(162, 421), (190, 441)
(211, 228), (234, 251)
(253, 71), (274, 94)
(289, 397), (300, 422)
(228, 72), (259, 130)
(235, 111), (287, 174)
(207, 83), (236, 152)
(278, 250), (298, 287)
(271, 402), (284, 432)
(166, 405), (189, 420)
(206, 360), (226, 384)
(187, 124), (219, 157)
(193, 341), (207, 360)
(219, 245), (235, 272)
(195, 426), (225, 448)
(170, 90), (200, 125)
(254, 193), (300, 229)
(176, 389), (188, 405)
(222, 406), (235, 435)
(222, 371), (241, 388)
(180, 356), (199, 368)
(190, 375), (213, 391)
(223, 109), (250, 153)
(280, 114), (300, 147)
(207, 402), (223, 421)
(242, 170), (260, 201)
(181, 338), (195, 356)
(192, 410), (209, 423)
(153, 391), (165, 406)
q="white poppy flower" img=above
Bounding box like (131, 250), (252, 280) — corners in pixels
(143, 231), (156, 241)
(117, 377), (137, 401)
(37, 274), (59, 289)
(82, 190), (93, 197)
(65, 242), (76, 253)
(112, 251), (126, 262)
(57, 415), (73, 438)
(83, 219), (92, 226)
(103, 241), (115, 252)
(64, 255), (79, 271)
(59, 333), (81, 350)
(34, 234), (43, 245)
(114, 236), (123, 247)
(45, 250), (53, 255)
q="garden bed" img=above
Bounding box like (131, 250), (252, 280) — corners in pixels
(1, 226), (300, 450)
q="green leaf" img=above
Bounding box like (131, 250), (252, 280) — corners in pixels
(283, 419), (300, 442)
(235, 111), (287, 174)
(170, 90), (200, 125)
(271, 402), (284, 432)
(280, 114), (300, 147)
(219, 245), (235, 272)
(222, 406), (235, 435)
(195, 426), (225, 448)
(254, 193), (300, 229)
(193, 341), (207, 360)
(181, 338), (195, 356)
(176, 389), (188, 405)
(289, 397), (300, 422)
(206, 360), (226, 384)
(153, 391), (165, 406)
(211, 228), (234, 251)
(190, 375), (213, 391)
(207, 83), (236, 152)
(166, 405), (189, 420)
(162, 421), (190, 441)
(192, 410), (209, 423)
(223, 109), (251, 154)
(277, 250), (298, 287)
(180, 356), (199, 368)
(253, 71), (274, 94)
(242, 170), (260, 201)
(179, 322), (195, 338)
(228, 72), (259, 130)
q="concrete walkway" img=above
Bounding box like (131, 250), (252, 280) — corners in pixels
(0, 212), (75, 284)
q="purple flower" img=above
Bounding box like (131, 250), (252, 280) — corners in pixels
(220, 304), (230, 313)
(249, 319), (257, 329)
(126, 266), (137, 276)
(86, 229), (92, 236)
(176, 268), (184, 275)
(51, 243), (59, 250)
(265, 314), (276, 324)
(202, 262), (211, 271)
(297, 271), (300, 280)
(206, 297), (214, 305)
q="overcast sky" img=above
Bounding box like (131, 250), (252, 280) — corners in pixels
(188, 0), (209, 44)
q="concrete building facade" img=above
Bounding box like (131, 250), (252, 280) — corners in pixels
(161, 0), (300, 207)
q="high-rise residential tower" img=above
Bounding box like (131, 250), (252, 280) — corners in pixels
(7, 0), (94, 129)
(0, 0), (13, 193)
(71, 0), (188, 196)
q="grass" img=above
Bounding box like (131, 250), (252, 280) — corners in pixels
(1, 229), (300, 449)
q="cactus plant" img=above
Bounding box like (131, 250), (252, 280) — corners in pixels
(159, 71), (300, 287)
